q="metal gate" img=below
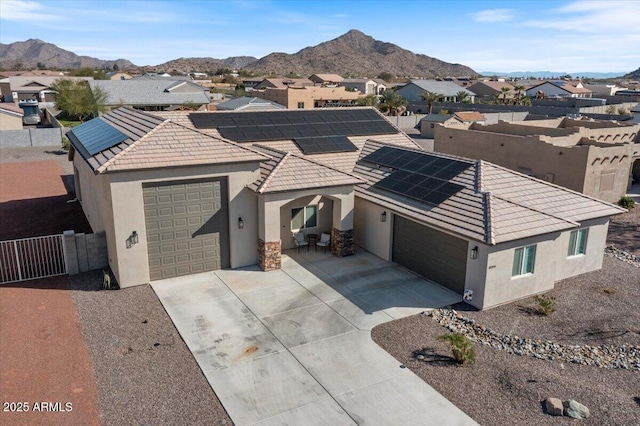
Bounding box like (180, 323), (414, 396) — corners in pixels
(0, 235), (67, 284)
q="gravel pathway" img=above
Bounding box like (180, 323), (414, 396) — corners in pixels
(0, 146), (72, 174)
(69, 272), (232, 426)
(372, 256), (640, 425)
(607, 207), (640, 257)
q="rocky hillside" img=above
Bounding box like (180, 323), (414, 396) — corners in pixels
(0, 39), (135, 70)
(623, 67), (640, 80)
(243, 30), (476, 78)
(147, 56), (257, 73)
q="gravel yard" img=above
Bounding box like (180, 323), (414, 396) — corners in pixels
(607, 207), (640, 257)
(372, 255), (640, 425)
(69, 272), (232, 426)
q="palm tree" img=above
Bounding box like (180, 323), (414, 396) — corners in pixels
(455, 90), (469, 103)
(379, 90), (407, 116)
(500, 86), (512, 105)
(513, 85), (525, 105)
(420, 91), (442, 114)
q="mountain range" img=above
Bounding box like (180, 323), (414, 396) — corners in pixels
(0, 31), (476, 78)
(480, 71), (625, 79)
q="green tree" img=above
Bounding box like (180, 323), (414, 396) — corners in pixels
(51, 79), (108, 122)
(420, 91), (442, 114)
(70, 67), (107, 80)
(455, 90), (469, 103)
(357, 94), (380, 108)
(513, 85), (526, 105)
(377, 72), (394, 82)
(234, 83), (246, 97)
(500, 86), (512, 104)
(379, 90), (407, 116)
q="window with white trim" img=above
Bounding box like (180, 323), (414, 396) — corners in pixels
(568, 229), (588, 256)
(512, 244), (536, 277)
(291, 205), (317, 230)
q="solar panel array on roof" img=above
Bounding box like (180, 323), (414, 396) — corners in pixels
(188, 109), (397, 147)
(68, 118), (129, 157)
(294, 136), (358, 154)
(363, 146), (472, 206)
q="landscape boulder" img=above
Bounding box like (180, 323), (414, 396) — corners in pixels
(544, 397), (564, 416)
(563, 399), (590, 419)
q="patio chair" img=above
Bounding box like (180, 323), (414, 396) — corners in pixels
(315, 232), (331, 253)
(293, 232), (309, 252)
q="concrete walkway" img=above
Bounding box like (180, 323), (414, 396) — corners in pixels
(152, 249), (476, 425)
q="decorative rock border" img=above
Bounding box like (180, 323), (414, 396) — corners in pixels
(605, 245), (640, 267)
(430, 309), (640, 371)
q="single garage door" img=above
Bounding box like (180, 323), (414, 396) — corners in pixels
(392, 215), (467, 294)
(143, 177), (230, 281)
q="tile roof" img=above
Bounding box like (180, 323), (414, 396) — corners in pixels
(311, 74), (344, 83)
(89, 80), (210, 106)
(69, 107), (266, 173)
(0, 103), (24, 115)
(401, 80), (476, 97)
(471, 81), (515, 92)
(216, 97), (285, 111)
(454, 111), (486, 122)
(248, 145), (364, 194)
(354, 141), (625, 245)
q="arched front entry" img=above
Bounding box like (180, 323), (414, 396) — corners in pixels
(257, 187), (356, 271)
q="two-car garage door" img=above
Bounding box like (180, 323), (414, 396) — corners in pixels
(143, 177), (230, 281)
(392, 215), (467, 294)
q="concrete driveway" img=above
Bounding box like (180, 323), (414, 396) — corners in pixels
(152, 249), (476, 425)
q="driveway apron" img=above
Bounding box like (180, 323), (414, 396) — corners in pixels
(152, 250), (476, 425)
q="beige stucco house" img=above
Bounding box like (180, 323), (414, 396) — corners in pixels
(253, 86), (362, 109)
(434, 117), (640, 203)
(68, 107), (624, 310)
(0, 103), (24, 130)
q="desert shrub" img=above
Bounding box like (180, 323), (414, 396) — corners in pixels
(534, 294), (556, 316)
(61, 136), (70, 151)
(618, 196), (635, 209)
(439, 333), (475, 364)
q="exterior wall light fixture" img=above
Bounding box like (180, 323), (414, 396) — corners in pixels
(238, 217), (244, 229)
(380, 211), (387, 222)
(471, 246), (478, 260)
(126, 231), (139, 249)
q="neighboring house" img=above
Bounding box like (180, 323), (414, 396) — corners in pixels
(525, 81), (592, 99)
(396, 80), (476, 103)
(68, 107), (624, 311)
(254, 78), (314, 90)
(242, 77), (266, 91)
(0, 103), (24, 130)
(466, 81), (515, 100)
(419, 112), (485, 137)
(419, 114), (458, 138)
(0, 76), (93, 106)
(133, 73), (194, 81)
(632, 103), (640, 123)
(106, 71), (134, 80)
(253, 86), (362, 109)
(89, 79), (210, 111)
(340, 79), (383, 95)
(309, 74), (344, 86)
(215, 97), (286, 111)
(453, 111), (486, 124)
(583, 83), (626, 97)
(433, 117), (640, 202)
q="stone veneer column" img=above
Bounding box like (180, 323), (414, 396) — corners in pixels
(258, 239), (281, 271)
(330, 227), (355, 257)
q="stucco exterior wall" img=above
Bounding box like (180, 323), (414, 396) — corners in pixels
(583, 144), (634, 202)
(105, 162), (261, 288)
(434, 126), (590, 192)
(465, 217), (611, 310)
(254, 87), (361, 109)
(0, 112), (23, 130)
(554, 217), (609, 280)
(353, 197), (393, 260)
(279, 195), (333, 250)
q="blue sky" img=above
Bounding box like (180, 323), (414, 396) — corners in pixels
(1, 0), (639, 73)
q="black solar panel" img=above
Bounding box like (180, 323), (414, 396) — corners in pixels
(188, 109), (397, 148)
(294, 136), (358, 155)
(364, 146), (471, 206)
(69, 118), (129, 157)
